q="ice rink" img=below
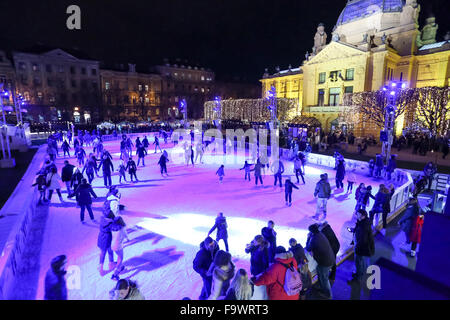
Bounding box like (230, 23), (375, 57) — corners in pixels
(34, 135), (390, 300)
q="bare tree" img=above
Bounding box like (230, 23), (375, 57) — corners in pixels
(414, 87), (450, 137)
(344, 88), (417, 128)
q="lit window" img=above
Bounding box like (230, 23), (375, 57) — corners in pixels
(319, 72), (326, 84)
(346, 68), (354, 81)
(201, 88), (205, 93)
(201, 76), (205, 81)
(145, 97), (150, 103)
(145, 85), (149, 91)
(138, 84), (142, 91)
(32, 63), (40, 71)
(105, 82), (110, 90)
(329, 87), (340, 106)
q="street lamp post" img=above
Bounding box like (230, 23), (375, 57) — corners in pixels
(381, 81), (405, 165)
(266, 85), (278, 130)
(0, 86), (16, 168)
(213, 96), (221, 131)
(179, 99), (187, 129)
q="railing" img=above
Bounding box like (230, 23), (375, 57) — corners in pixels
(0, 145), (46, 299)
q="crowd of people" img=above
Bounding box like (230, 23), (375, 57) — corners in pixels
(37, 127), (431, 301)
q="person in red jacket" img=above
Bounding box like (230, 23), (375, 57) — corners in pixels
(409, 213), (424, 257)
(251, 246), (299, 300)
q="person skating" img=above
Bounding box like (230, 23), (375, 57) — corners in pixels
(305, 224), (335, 299)
(374, 154), (383, 178)
(293, 155), (305, 184)
(105, 186), (123, 216)
(62, 140), (71, 158)
(408, 208), (424, 257)
(110, 279), (145, 300)
(142, 136), (149, 153)
(216, 165), (225, 183)
(250, 159), (264, 186)
(368, 159), (375, 177)
(120, 137), (127, 160)
(118, 160), (127, 183)
(261, 220), (277, 263)
(153, 136), (162, 153)
(335, 159), (346, 190)
(76, 146), (86, 166)
(98, 153), (115, 187)
(189, 145), (195, 166)
(208, 212), (229, 252)
(126, 157), (138, 182)
(126, 137), (134, 157)
(207, 250), (236, 300)
(398, 197), (420, 250)
(386, 155), (397, 181)
(82, 155), (96, 184)
(318, 221), (340, 286)
(46, 167), (64, 203)
(32, 172), (48, 204)
(136, 144), (146, 167)
(61, 160), (75, 196)
(284, 178), (299, 206)
(313, 173), (331, 220)
(193, 237), (219, 300)
(158, 151), (169, 176)
(111, 216), (130, 280)
(44, 255), (68, 300)
(251, 246), (300, 300)
(369, 184), (389, 228)
(240, 161), (253, 181)
(195, 143), (204, 164)
(271, 160), (285, 187)
(348, 209), (375, 284)
(70, 178), (98, 223)
(97, 211), (116, 276)
(347, 169), (357, 193)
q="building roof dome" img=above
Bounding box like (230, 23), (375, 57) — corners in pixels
(337, 0), (405, 25)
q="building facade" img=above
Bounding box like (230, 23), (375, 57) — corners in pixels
(260, 0), (450, 137)
(12, 48), (101, 124)
(154, 61), (215, 120)
(100, 64), (162, 122)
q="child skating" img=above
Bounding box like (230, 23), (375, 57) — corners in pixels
(216, 165), (225, 183)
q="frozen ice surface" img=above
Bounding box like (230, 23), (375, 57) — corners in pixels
(33, 136), (384, 300)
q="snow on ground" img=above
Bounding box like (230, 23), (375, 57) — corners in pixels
(34, 135), (390, 300)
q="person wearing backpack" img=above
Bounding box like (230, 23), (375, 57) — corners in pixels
(252, 246), (301, 300)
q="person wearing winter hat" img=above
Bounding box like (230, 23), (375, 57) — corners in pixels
(305, 224), (335, 299)
(207, 250), (235, 300)
(313, 173), (331, 220)
(44, 255), (68, 300)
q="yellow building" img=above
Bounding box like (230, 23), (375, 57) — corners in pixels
(260, 0), (450, 137)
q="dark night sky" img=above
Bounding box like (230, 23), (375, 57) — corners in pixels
(0, 0), (449, 83)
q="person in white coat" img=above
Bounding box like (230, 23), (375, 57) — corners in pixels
(111, 216), (129, 280)
(46, 167), (64, 203)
